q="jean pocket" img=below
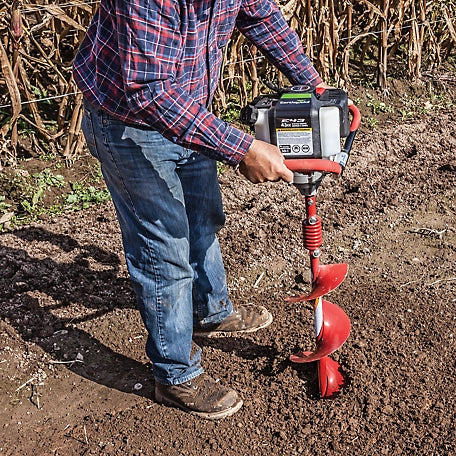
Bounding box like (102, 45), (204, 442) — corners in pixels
(81, 107), (100, 160)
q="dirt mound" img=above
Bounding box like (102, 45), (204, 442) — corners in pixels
(1, 103), (456, 455)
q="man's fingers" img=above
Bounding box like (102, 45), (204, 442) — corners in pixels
(239, 139), (296, 184)
(280, 164), (294, 183)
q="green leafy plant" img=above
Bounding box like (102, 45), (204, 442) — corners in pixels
(63, 182), (111, 211)
(20, 169), (65, 215)
(366, 93), (393, 115)
(38, 152), (58, 161)
(399, 93), (456, 119)
(92, 162), (104, 182)
(0, 168), (65, 222)
(0, 195), (11, 213)
(217, 162), (229, 175)
(35, 168), (65, 188)
(366, 117), (378, 128)
(0, 196), (14, 231)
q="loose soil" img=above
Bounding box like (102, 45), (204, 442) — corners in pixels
(1, 83), (456, 455)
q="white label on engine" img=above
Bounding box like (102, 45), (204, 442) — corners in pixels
(276, 128), (313, 156)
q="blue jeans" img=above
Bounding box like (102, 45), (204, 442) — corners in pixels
(81, 99), (233, 385)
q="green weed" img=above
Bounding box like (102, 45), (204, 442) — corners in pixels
(0, 168), (66, 227)
(31, 85), (49, 100)
(38, 152), (58, 161)
(20, 169), (65, 215)
(0, 195), (11, 213)
(366, 93), (393, 115)
(217, 162), (229, 174)
(366, 117), (378, 128)
(63, 182), (111, 211)
(399, 93), (456, 119)
(221, 104), (241, 123)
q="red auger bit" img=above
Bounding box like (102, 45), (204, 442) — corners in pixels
(284, 104), (361, 398)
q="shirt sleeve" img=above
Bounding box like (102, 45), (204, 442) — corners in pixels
(236, 0), (322, 87)
(116, 1), (253, 165)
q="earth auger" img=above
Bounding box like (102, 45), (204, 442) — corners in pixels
(241, 85), (361, 397)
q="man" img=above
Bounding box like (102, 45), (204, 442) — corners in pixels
(73, 0), (325, 420)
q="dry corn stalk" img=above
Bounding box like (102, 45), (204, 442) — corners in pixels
(0, 39), (21, 160)
(1, 0), (455, 165)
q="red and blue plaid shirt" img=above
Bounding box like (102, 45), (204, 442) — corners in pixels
(73, 0), (321, 165)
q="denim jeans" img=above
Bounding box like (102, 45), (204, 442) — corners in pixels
(81, 99), (233, 385)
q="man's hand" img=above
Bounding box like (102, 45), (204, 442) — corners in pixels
(238, 139), (294, 184)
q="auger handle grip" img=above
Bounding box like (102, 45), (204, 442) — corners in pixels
(284, 158), (342, 175)
(349, 104), (361, 132)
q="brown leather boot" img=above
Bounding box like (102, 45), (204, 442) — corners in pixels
(193, 304), (273, 337)
(155, 373), (243, 420)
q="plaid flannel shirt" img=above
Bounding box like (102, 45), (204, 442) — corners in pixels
(73, 0), (322, 165)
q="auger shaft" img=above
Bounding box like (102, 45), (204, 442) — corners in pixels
(303, 195), (323, 282)
(288, 192), (351, 397)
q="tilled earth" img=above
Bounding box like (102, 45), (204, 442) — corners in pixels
(1, 90), (456, 455)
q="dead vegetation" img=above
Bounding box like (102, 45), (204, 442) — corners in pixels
(0, 0), (455, 167)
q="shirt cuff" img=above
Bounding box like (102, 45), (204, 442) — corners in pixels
(217, 126), (255, 166)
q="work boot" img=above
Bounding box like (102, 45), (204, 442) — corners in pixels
(194, 304), (273, 337)
(155, 373), (243, 420)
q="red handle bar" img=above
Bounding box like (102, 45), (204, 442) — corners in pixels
(349, 104), (361, 132)
(284, 158), (342, 175)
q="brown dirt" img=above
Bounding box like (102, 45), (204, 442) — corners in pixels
(1, 84), (456, 455)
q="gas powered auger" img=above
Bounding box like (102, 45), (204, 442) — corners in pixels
(241, 85), (361, 398)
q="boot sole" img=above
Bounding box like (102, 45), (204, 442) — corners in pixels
(155, 390), (243, 420)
